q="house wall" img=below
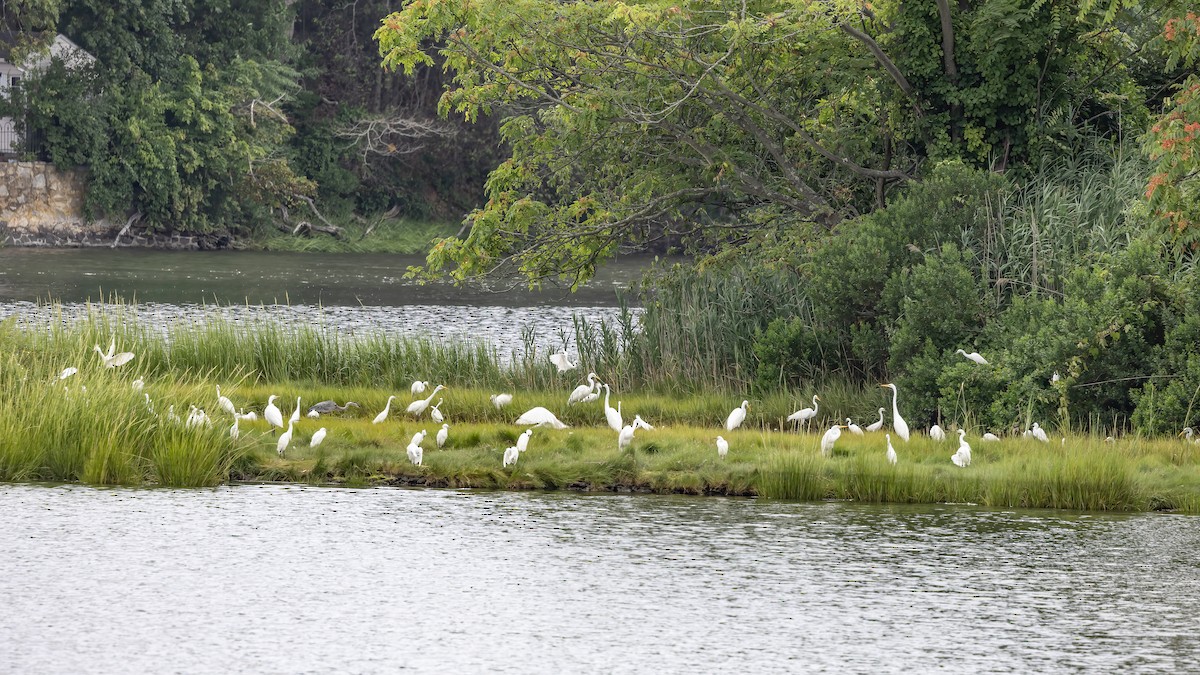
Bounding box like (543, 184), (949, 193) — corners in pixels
(0, 62), (24, 154)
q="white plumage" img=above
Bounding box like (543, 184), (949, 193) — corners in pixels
(407, 385), (445, 417)
(716, 436), (729, 458)
(725, 400), (749, 432)
(516, 429), (532, 453)
(951, 429), (972, 467)
(373, 395), (396, 424)
(846, 417), (864, 436)
(437, 424), (449, 448)
(603, 384), (623, 432)
(549, 349), (577, 373)
(568, 373), (599, 406)
(503, 445), (520, 467)
(515, 407), (569, 429)
(885, 434), (897, 465)
(865, 407), (885, 432)
(276, 421), (295, 456)
(490, 393), (513, 409)
(310, 427), (327, 448)
(956, 349), (988, 365)
(929, 424), (946, 441)
(264, 395), (284, 430)
(1031, 422), (1049, 443)
(820, 425), (843, 456)
(787, 395), (820, 429)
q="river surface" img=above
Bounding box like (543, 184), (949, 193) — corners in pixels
(2, 484), (1197, 673)
(0, 249), (655, 353)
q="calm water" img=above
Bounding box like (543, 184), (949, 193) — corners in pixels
(0, 249), (655, 353)
(2, 484), (1197, 673)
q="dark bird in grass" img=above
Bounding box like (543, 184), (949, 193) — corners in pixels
(307, 400), (361, 416)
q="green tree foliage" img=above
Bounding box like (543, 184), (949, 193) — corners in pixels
(376, 0), (1154, 285)
(1144, 10), (1200, 244)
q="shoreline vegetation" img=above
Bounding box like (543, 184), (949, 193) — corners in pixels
(2, 309), (1199, 514)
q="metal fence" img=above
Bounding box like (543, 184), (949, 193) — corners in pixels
(0, 115), (46, 160)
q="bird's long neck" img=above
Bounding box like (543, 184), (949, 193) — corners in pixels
(604, 386), (611, 407)
(891, 387), (899, 415)
(812, 396), (819, 411)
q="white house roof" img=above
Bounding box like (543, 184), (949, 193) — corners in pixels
(0, 32), (94, 72)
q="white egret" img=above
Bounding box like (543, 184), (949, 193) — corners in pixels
(516, 429), (533, 453)
(437, 424), (449, 448)
(886, 434), (897, 465)
(310, 427), (327, 448)
(1051, 371), (1061, 384)
(603, 384), (623, 432)
(549, 349), (577, 373)
(238, 409), (258, 422)
(410, 380), (429, 396)
(716, 436), (729, 458)
(982, 432), (1000, 442)
(881, 383), (909, 441)
(633, 415), (654, 430)
(820, 425), (844, 456)
(579, 387), (601, 404)
(956, 349), (988, 365)
(1183, 427), (1197, 444)
(288, 397), (302, 426)
(407, 385), (446, 417)
(58, 367), (78, 380)
(410, 429), (427, 448)
(307, 410), (320, 419)
(264, 395), (284, 430)
(430, 399), (445, 424)
(229, 417), (240, 441)
(846, 417), (864, 436)
(929, 424), (947, 442)
(372, 395), (396, 424)
(216, 386), (236, 416)
(725, 400), (749, 432)
(1031, 422), (1049, 443)
(94, 338), (135, 368)
(951, 429), (972, 467)
(502, 445), (520, 467)
(407, 442), (424, 466)
(276, 420), (295, 456)
(568, 373), (599, 406)
(618, 423), (636, 451)
(132, 378), (144, 391)
(866, 407), (885, 433)
(787, 395), (820, 430)
(491, 393), (513, 409)
(514, 407), (569, 429)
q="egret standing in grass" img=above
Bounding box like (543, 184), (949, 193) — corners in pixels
(503, 445), (520, 467)
(982, 432), (1000, 442)
(820, 424), (844, 456)
(277, 420), (295, 456)
(430, 399), (445, 424)
(407, 385), (446, 417)
(307, 409), (320, 419)
(866, 408), (885, 432)
(437, 423), (449, 448)
(216, 386), (236, 416)
(230, 417), (240, 441)
(618, 423), (637, 451)
(310, 427), (327, 448)
(517, 429), (533, 453)
(265, 395), (284, 431)
(929, 424), (946, 441)
(58, 367), (78, 380)
(1031, 422), (1049, 443)
(885, 434), (897, 465)
(881, 383), (909, 441)
(410, 429), (427, 448)
(288, 397), (302, 426)
(373, 395), (396, 424)
(716, 436), (729, 458)
(846, 418), (864, 436)
(725, 400), (749, 432)
(956, 349), (989, 365)
(407, 439), (424, 466)
(491, 393), (513, 409)
(568, 373), (600, 406)
(410, 380), (429, 396)
(952, 429), (972, 467)
(603, 384), (623, 432)
(787, 395), (820, 430)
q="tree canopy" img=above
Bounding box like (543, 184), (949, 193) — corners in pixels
(376, 0), (1189, 285)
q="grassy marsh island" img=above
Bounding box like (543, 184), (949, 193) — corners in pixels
(3, 311), (1200, 513)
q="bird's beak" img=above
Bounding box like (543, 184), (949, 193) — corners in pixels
(879, 384), (889, 388)
(1179, 431), (1186, 437)
(814, 396), (820, 401)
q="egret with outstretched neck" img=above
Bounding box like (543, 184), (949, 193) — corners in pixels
(881, 383), (909, 441)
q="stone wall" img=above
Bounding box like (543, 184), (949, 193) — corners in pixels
(0, 161), (202, 249)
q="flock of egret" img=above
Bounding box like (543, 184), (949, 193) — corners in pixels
(56, 340), (1200, 473)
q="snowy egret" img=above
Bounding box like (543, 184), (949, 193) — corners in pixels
(846, 417), (864, 436)
(264, 395), (284, 430)
(437, 424), (449, 448)
(568, 373), (600, 406)
(549, 349), (577, 373)
(929, 424), (946, 442)
(517, 429), (532, 453)
(410, 380), (429, 395)
(951, 429), (972, 467)
(503, 445), (520, 467)
(885, 434), (897, 465)
(310, 427), (327, 448)
(216, 386), (236, 416)
(430, 399), (444, 424)
(716, 436), (729, 458)
(491, 393), (513, 409)
(1031, 423), (1049, 443)
(865, 408), (885, 432)
(820, 425), (844, 456)
(276, 420), (295, 456)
